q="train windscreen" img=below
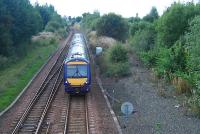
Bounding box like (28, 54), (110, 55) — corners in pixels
(67, 65), (87, 78)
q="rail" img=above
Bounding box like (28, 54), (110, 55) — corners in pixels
(65, 95), (90, 134)
(11, 33), (72, 134)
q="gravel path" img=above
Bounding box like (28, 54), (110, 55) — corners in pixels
(101, 53), (200, 134)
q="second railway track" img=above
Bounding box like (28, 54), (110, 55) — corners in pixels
(11, 33), (72, 134)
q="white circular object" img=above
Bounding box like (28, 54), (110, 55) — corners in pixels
(121, 102), (134, 115)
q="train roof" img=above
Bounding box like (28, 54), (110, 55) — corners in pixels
(65, 33), (89, 62)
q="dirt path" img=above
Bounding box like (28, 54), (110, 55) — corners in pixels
(101, 53), (200, 134)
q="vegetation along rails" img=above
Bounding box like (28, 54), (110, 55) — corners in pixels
(65, 95), (89, 134)
(11, 33), (72, 134)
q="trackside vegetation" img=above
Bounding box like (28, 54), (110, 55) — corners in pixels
(0, 0), (69, 112)
(81, 12), (130, 77)
(0, 37), (58, 112)
(80, 2), (200, 115)
(129, 3), (200, 115)
(103, 43), (130, 77)
(96, 13), (129, 42)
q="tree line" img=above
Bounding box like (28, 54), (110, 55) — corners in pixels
(0, 0), (68, 59)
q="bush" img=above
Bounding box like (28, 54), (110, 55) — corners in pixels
(96, 42), (130, 77)
(106, 62), (130, 77)
(130, 24), (156, 52)
(109, 43), (128, 63)
(45, 21), (61, 32)
(139, 50), (157, 67)
(156, 2), (199, 47)
(105, 43), (130, 77)
(81, 12), (100, 31)
(185, 15), (200, 94)
(96, 13), (129, 41)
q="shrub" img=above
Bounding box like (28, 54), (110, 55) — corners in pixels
(106, 62), (130, 77)
(96, 13), (129, 41)
(185, 15), (200, 95)
(97, 42), (130, 77)
(45, 21), (61, 32)
(109, 43), (128, 63)
(156, 2), (199, 47)
(130, 24), (156, 52)
(139, 50), (157, 67)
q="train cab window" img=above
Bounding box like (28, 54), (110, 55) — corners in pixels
(67, 65), (87, 78)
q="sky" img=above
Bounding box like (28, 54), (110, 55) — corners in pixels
(30, 0), (198, 18)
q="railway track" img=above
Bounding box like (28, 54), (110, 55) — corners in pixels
(65, 95), (89, 134)
(11, 33), (72, 134)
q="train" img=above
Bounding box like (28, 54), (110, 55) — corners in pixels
(64, 33), (91, 94)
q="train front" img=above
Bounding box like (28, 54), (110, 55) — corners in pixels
(64, 58), (91, 94)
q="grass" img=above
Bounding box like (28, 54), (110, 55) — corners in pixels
(0, 38), (58, 112)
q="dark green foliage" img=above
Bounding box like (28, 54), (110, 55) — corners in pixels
(130, 21), (152, 36)
(45, 21), (62, 32)
(140, 50), (157, 67)
(106, 62), (130, 77)
(0, 0), (43, 57)
(45, 13), (67, 37)
(6, 0), (43, 44)
(0, 0), (68, 57)
(75, 16), (82, 23)
(104, 43), (130, 77)
(96, 13), (129, 41)
(35, 4), (55, 28)
(130, 22), (156, 51)
(127, 1), (200, 113)
(185, 15), (200, 89)
(143, 7), (159, 22)
(153, 43), (187, 78)
(0, 0), (67, 69)
(156, 2), (200, 47)
(81, 12), (100, 31)
(127, 15), (141, 23)
(109, 43), (128, 63)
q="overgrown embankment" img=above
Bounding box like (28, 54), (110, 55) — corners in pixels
(0, 0), (69, 112)
(88, 31), (131, 78)
(128, 3), (200, 115)
(0, 34), (59, 112)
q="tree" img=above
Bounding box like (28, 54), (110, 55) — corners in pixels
(143, 7), (159, 22)
(75, 16), (82, 23)
(81, 12), (100, 30)
(185, 15), (200, 76)
(131, 22), (156, 52)
(0, 0), (13, 56)
(35, 4), (55, 28)
(96, 13), (129, 41)
(130, 21), (153, 36)
(156, 2), (199, 47)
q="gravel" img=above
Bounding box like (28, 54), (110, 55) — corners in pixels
(101, 53), (200, 134)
